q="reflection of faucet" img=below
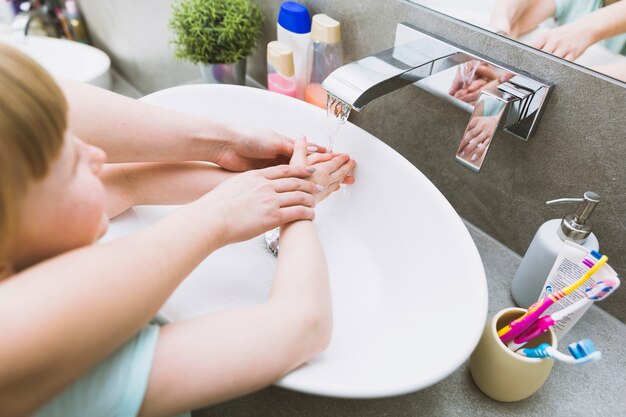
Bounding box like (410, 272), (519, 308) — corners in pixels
(322, 23), (551, 173)
(12, 2), (38, 36)
(11, 1), (59, 38)
(11, 12), (30, 38)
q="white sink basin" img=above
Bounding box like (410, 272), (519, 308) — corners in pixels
(0, 35), (111, 89)
(102, 85), (488, 398)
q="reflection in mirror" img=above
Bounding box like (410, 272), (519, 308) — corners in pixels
(411, 0), (626, 83)
(456, 92), (508, 172)
(416, 59), (515, 111)
(414, 57), (543, 172)
(448, 60), (514, 105)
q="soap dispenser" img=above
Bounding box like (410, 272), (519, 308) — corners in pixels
(511, 191), (600, 308)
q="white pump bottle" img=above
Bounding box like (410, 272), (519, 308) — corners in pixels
(511, 191), (601, 308)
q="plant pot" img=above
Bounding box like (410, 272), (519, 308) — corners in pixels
(198, 59), (246, 85)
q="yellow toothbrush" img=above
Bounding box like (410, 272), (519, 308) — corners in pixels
(498, 255), (608, 343)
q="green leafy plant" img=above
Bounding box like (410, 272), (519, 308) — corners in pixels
(169, 0), (264, 64)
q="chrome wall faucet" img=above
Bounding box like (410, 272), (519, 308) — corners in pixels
(11, 1), (64, 39)
(322, 23), (552, 172)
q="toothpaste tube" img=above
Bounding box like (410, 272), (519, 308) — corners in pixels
(537, 241), (618, 340)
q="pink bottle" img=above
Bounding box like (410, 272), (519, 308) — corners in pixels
(267, 41), (296, 98)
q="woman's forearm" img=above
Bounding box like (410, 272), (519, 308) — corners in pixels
(490, 0), (556, 38)
(57, 78), (230, 163)
(0, 202), (224, 414)
(592, 61), (626, 82)
(490, 0), (533, 35)
(586, 0), (626, 43)
(137, 221), (332, 415)
(101, 161), (238, 218)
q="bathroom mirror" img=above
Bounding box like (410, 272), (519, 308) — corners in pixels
(409, 0), (626, 84)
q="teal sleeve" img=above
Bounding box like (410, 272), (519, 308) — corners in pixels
(553, 0), (626, 55)
(553, 0), (603, 25)
(34, 325), (169, 417)
(553, 0), (566, 19)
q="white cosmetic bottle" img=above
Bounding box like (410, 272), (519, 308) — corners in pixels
(511, 191), (600, 308)
(305, 13), (343, 109)
(277, 1), (311, 100)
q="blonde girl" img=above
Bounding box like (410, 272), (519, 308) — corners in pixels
(0, 44), (355, 417)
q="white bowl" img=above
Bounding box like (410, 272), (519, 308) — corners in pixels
(103, 84), (488, 398)
(0, 34), (111, 89)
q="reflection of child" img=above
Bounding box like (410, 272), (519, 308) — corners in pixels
(0, 44), (355, 417)
(448, 61), (514, 105)
(491, 0), (626, 61)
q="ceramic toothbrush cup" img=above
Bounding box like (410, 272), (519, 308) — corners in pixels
(470, 307), (557, 402)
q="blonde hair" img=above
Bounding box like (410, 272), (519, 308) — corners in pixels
(0, 44), (67, 261)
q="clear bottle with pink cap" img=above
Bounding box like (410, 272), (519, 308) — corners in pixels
(305, 14), (343, 109)
(267, 41), (297, 98)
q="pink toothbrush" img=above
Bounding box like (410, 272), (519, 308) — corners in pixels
(507, 278), (620, 351)
(498, 254), (608, 344)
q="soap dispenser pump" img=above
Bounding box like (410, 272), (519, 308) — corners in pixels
(511, 191), (600, 308)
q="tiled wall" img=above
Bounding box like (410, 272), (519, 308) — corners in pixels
(78, 0), (626, 322)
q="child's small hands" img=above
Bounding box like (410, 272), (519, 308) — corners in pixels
(308, 153), (356, 202)
(289, 135), (357, 204)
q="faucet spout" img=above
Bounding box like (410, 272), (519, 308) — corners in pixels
(321, 37), (473, 111)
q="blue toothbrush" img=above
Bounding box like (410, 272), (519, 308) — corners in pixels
(518, 338), (602, 365)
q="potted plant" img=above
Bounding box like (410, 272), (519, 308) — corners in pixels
(169, 0), (264, 85)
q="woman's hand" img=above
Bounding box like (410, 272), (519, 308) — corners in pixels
(208, 126), (327, 172)
(196, 164), (320, 246)
(531, 22), (596, 61)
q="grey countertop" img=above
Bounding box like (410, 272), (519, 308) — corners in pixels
(191, 222), (626, 417)
(109, 73), (626, 417)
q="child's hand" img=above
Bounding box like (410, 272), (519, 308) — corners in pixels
(290, 135), (357, 203)
(308, 153), (356, 203)
(197, 164), (319, 246)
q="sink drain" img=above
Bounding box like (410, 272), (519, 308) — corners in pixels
(264, 227), (280, 257)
